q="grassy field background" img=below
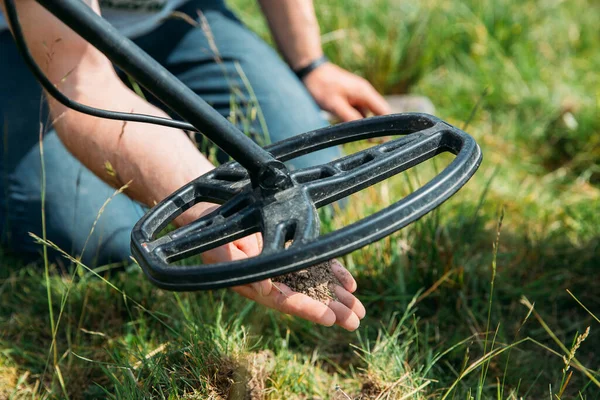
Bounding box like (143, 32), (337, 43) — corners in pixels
(1, 0), (599, 398)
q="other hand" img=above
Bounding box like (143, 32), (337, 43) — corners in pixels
(303, 62), (391, 122)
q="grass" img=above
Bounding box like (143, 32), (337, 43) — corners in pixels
(1, 0), (600, 398)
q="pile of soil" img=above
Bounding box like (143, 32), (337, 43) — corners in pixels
(273, 259), (342, 304)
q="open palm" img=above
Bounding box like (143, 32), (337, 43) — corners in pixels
(198, 207), (365, 331)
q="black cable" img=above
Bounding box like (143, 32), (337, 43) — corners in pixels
(3, 0), (199, 132)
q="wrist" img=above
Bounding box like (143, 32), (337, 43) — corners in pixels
(293, 55), (329, 81)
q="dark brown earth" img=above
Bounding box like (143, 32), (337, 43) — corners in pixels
(273, 259), (342, 303)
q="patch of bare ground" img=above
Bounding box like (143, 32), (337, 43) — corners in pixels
(229, 350), (275, 400)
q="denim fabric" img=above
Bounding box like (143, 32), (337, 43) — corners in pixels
(0, 0), (340, 267)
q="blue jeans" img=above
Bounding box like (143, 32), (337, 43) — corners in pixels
(0, 0), (340, 267)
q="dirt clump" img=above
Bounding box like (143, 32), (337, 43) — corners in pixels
(273, 259), (342, 304)
(360, 376), (384, 399)
(229, 350), (275, 400)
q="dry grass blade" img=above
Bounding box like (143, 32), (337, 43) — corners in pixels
(27, 233), (180, 337)
(520, 297), (599, 388)
(78, 180), (131, 262)
(566, 289), (600, 324)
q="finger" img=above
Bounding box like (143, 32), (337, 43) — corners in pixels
(252, 279), (272, 297)
(352, 84), (391, 116)
(202, 235), (256, 264)
(328, 97), (363, 122)
(255, 232), (264, 252)
(233, 283), (337, 326)
(330, 259), (357, 293)
(218, 243), (272, 296)
(234, 234), (270, 294)
(234, 233), (262, 257)
(327, 301), (361, 331)
(358, 106), (370, 118)
(241, 234), (272, 295)
(332, 285), (366, 319)
(200, 244), (235, 265)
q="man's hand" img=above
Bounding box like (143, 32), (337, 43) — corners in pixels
(257, 0), (390, 123)
(303, 63), (391, 122)
(195, 205), (366, 331)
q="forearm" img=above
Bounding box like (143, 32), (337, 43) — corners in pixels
(50, 80), (215, 218)
(3, 0), (215, 223)
(257, 0), (323, 70)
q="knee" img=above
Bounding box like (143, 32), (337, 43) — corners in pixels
(5, 131), (143, 267)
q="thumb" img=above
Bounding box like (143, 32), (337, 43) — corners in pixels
(252, 279), (273, 296)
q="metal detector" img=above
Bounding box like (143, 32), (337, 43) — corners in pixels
(5, 0), (482, 290)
